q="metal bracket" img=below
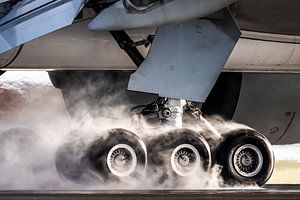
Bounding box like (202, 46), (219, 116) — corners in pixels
(110, 31), (145, 66)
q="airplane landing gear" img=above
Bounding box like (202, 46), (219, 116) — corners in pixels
(52, 87), (274, 187)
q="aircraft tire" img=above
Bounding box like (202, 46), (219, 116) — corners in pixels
(216, 129), (274, 186)
(55, 129), (147, 182)
(84, 129), (147, 180)
(147, 129), (211, 178)
(55, 131), (91, 182)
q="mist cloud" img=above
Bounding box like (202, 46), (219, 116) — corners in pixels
(0, 71), (296, 189)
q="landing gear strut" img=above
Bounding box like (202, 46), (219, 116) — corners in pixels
(131, 98), (186, 127)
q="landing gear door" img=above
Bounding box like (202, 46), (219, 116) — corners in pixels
(128, 8), (240, 102)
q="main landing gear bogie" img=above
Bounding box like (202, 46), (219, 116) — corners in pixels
(55, 126), (274, 187)
(52, 88), (274, 186)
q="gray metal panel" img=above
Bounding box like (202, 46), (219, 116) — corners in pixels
(128, 10), (240, 102)
(3, 27), (300, 71)
(88, 0), (236, 31)
(233, 73), (300, 144)
(0, 20), (151, 70)
(234, 0), (300, 35)
(0, 0), (84, 54)
(0, 0), (52, 23)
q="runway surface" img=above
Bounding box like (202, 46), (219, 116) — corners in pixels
(0, 185), (299, 200)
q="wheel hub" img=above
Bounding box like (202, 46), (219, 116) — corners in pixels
(114, 153), (127, 166)
(178, 154), (190, 166)
(241, 154), (252, 166)
(233, 144), (263, 178)
(107, 144), (137, 177)
(171, 144), (200, 176)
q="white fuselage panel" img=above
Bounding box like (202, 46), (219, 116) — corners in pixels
(1, 21), (300, 72)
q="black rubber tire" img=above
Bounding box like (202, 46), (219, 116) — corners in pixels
(147, 129), (211, 180)
(55, 131), (91, 182)
(85, 129), (147, 180)
(216, 129), (274, 186)
(55, 129), (147, 182)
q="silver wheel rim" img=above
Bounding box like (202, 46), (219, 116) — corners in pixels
(107, 144), (137, 177)
(232, 144), (263, 178)
(171, 144), (201, 176)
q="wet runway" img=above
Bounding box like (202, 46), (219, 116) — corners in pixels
(0, 185), (299, 200)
